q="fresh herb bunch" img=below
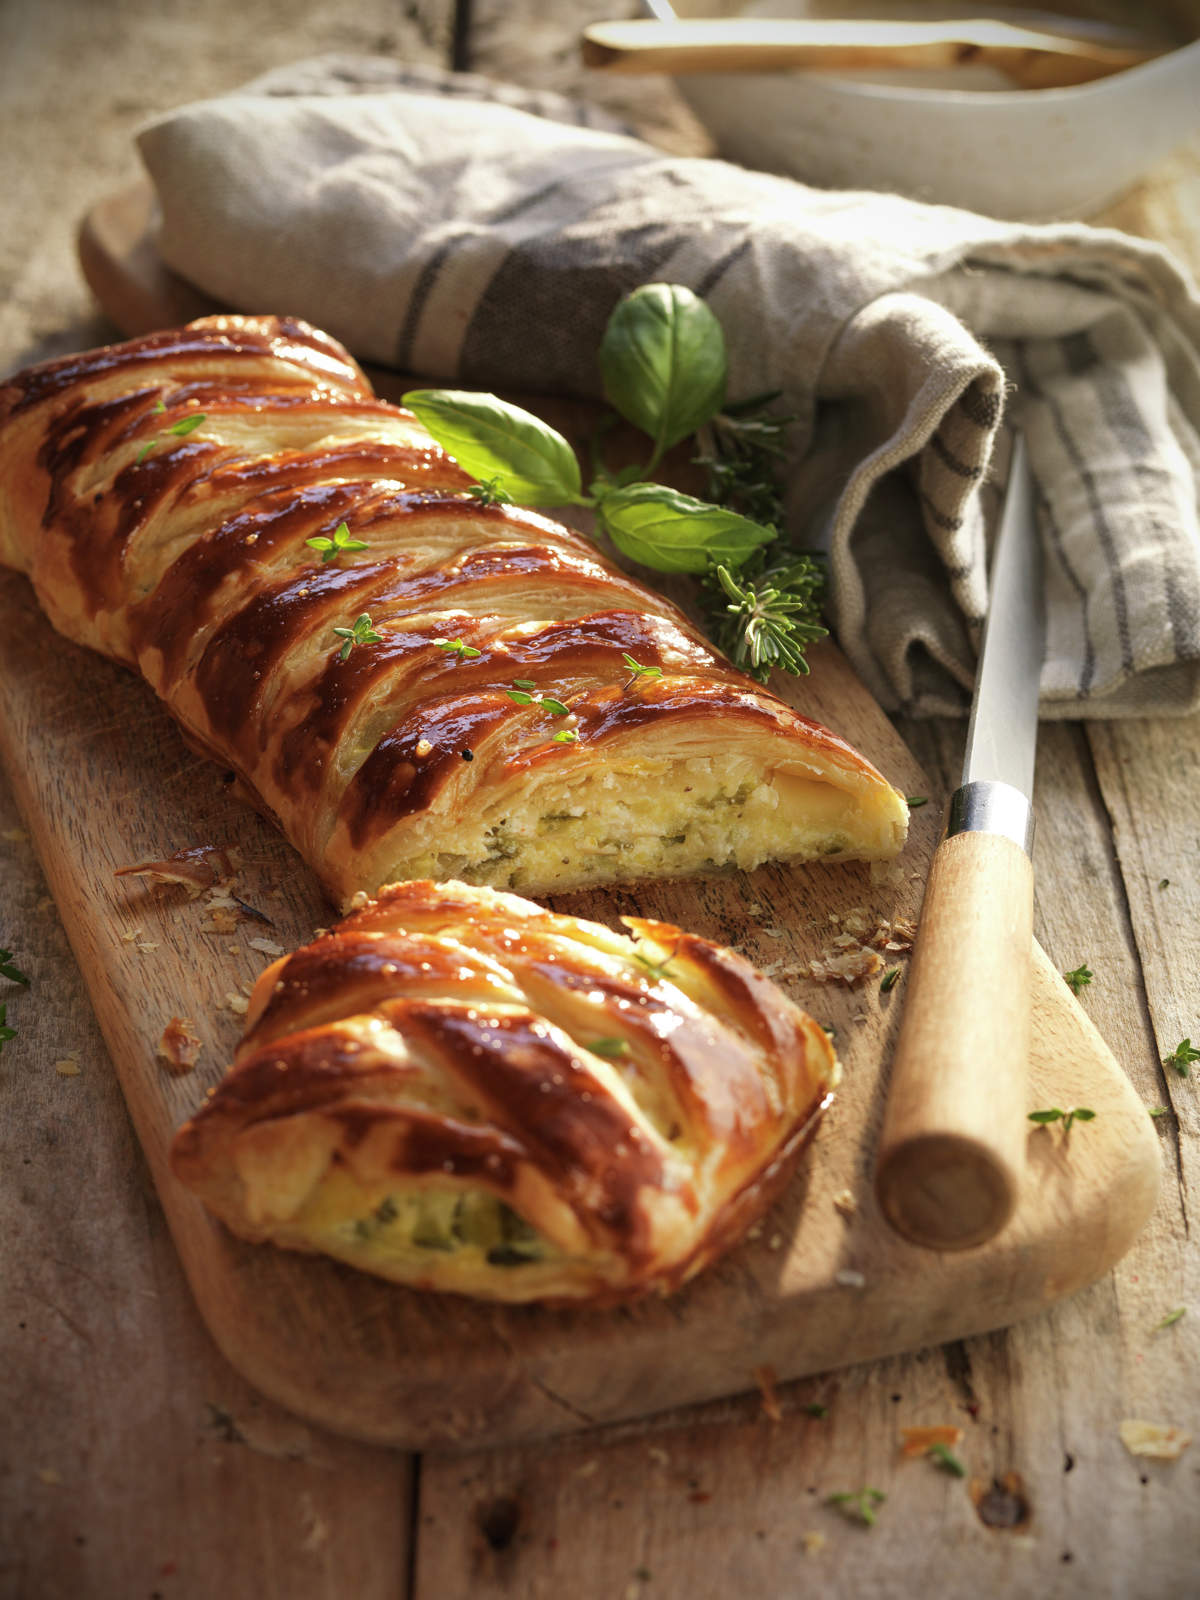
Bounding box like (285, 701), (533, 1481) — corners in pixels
(403, 283), (826, 682)
(694, 390), (794, 529)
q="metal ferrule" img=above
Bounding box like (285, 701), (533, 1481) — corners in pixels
(946, 780), (1035, 856)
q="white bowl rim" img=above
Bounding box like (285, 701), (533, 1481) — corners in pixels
(649, 3), (1200, 107)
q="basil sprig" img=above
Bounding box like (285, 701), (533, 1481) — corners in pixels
(601, 483), (771, 574)
(402, 282), (826, 680)
(403, 389), (584, 507)
(599, 283), (727, 472)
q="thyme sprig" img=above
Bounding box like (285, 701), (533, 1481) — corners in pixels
(826, 1487), (886, 1527)
(137, 407), (207, 465)
(307, 520), (367, 563)
(1028, 1106), (1096, 1133)
(1164, 1038), (1200, 1077)
(332, 613), (383, 660)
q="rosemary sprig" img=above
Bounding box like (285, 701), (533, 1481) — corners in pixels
(707, 560), (828, 684)
(694, 391), (795, 529)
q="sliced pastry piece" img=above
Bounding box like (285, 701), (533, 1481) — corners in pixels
(171, 880), (839, 1303)
(0, 314), (907, 904)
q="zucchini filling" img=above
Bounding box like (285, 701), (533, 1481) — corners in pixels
(343, 1187), (550, 1267)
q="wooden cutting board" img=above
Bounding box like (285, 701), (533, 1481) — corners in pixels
(0, 190), (1162, 1454)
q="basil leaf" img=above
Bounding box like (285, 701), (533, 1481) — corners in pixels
(599, 284), (727, 466)
(402, 389), (583, 506)
(599, 484), (773, 575)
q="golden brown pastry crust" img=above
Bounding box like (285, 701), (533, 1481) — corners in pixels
(171, 880), (838, 1303)
(0, 314), (908, 903)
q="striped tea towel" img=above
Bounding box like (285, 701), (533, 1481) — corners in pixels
(136, 55), (1200, 717)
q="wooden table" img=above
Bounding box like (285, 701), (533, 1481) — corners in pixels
(2, 3), (1197, 1595)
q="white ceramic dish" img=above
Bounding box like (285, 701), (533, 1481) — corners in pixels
(646, 0), (1200, 219)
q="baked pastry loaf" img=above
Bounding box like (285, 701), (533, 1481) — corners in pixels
(0, 314), (907, 905)
(171, 880), (838, 1302)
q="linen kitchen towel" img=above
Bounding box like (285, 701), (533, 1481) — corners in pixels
(136, 55), (1200, 717)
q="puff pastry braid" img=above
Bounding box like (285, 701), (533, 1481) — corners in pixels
(171, 880), (838, 1302)
(0, 314), (907, 905)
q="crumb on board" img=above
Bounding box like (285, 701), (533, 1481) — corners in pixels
(299, 1491), (331, 1554)
(35, 1467), (61, 1487)
(1118, 1420), (1192, 1460)
(647, 1446), (670, 1467)
(807, 946), (884, 986)
(869, 859), (906, 890)
(801, 1531), (826, 1556)
(2, 827), (29, 845)
(247, 936), (286, 957)
(754, 1364), (783, 1424)
(900, 1424), (964, 1458)
(202, 896), (241, 934)
(832, 1188), (857, 1218)
(806, 910), (916, 985)
(157, 1017), (202, 1074)
(223, 992), (250, 1017)
(54, 1056), (81, 1077)
(115, 844), (241, 898)
(835, 1269), (866, 1289)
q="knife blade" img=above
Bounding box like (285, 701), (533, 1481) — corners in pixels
(954, 433), (1043, 848)
(874, 433), (1044, 1251)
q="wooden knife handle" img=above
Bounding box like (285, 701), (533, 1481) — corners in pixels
(875, 828), (1033, 1250)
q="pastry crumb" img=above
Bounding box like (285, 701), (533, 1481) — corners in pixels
(35, 1467), (61, 1487)
(116, 843), (240, 897)
(157, 1017), (202, 1074)
(806, 946), (884, 986)
(1118, 1420), (1191, 1460)
(54, 1056), (81, 1077)
(203, 906), (241, 935)
(900, 1424), (964, 1457)
(223, 992), (250, 1016)
(247, 936), (286, 957)
(832, 1188), (857, 1218)
(869, 859), (906, 890)
(801, 1531), (825, 1556)
(754, 1364), (783, 1423)
(835, 1268), (866, 1289)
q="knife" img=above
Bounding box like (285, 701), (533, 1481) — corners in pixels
(874, 433), (1044, 1250)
